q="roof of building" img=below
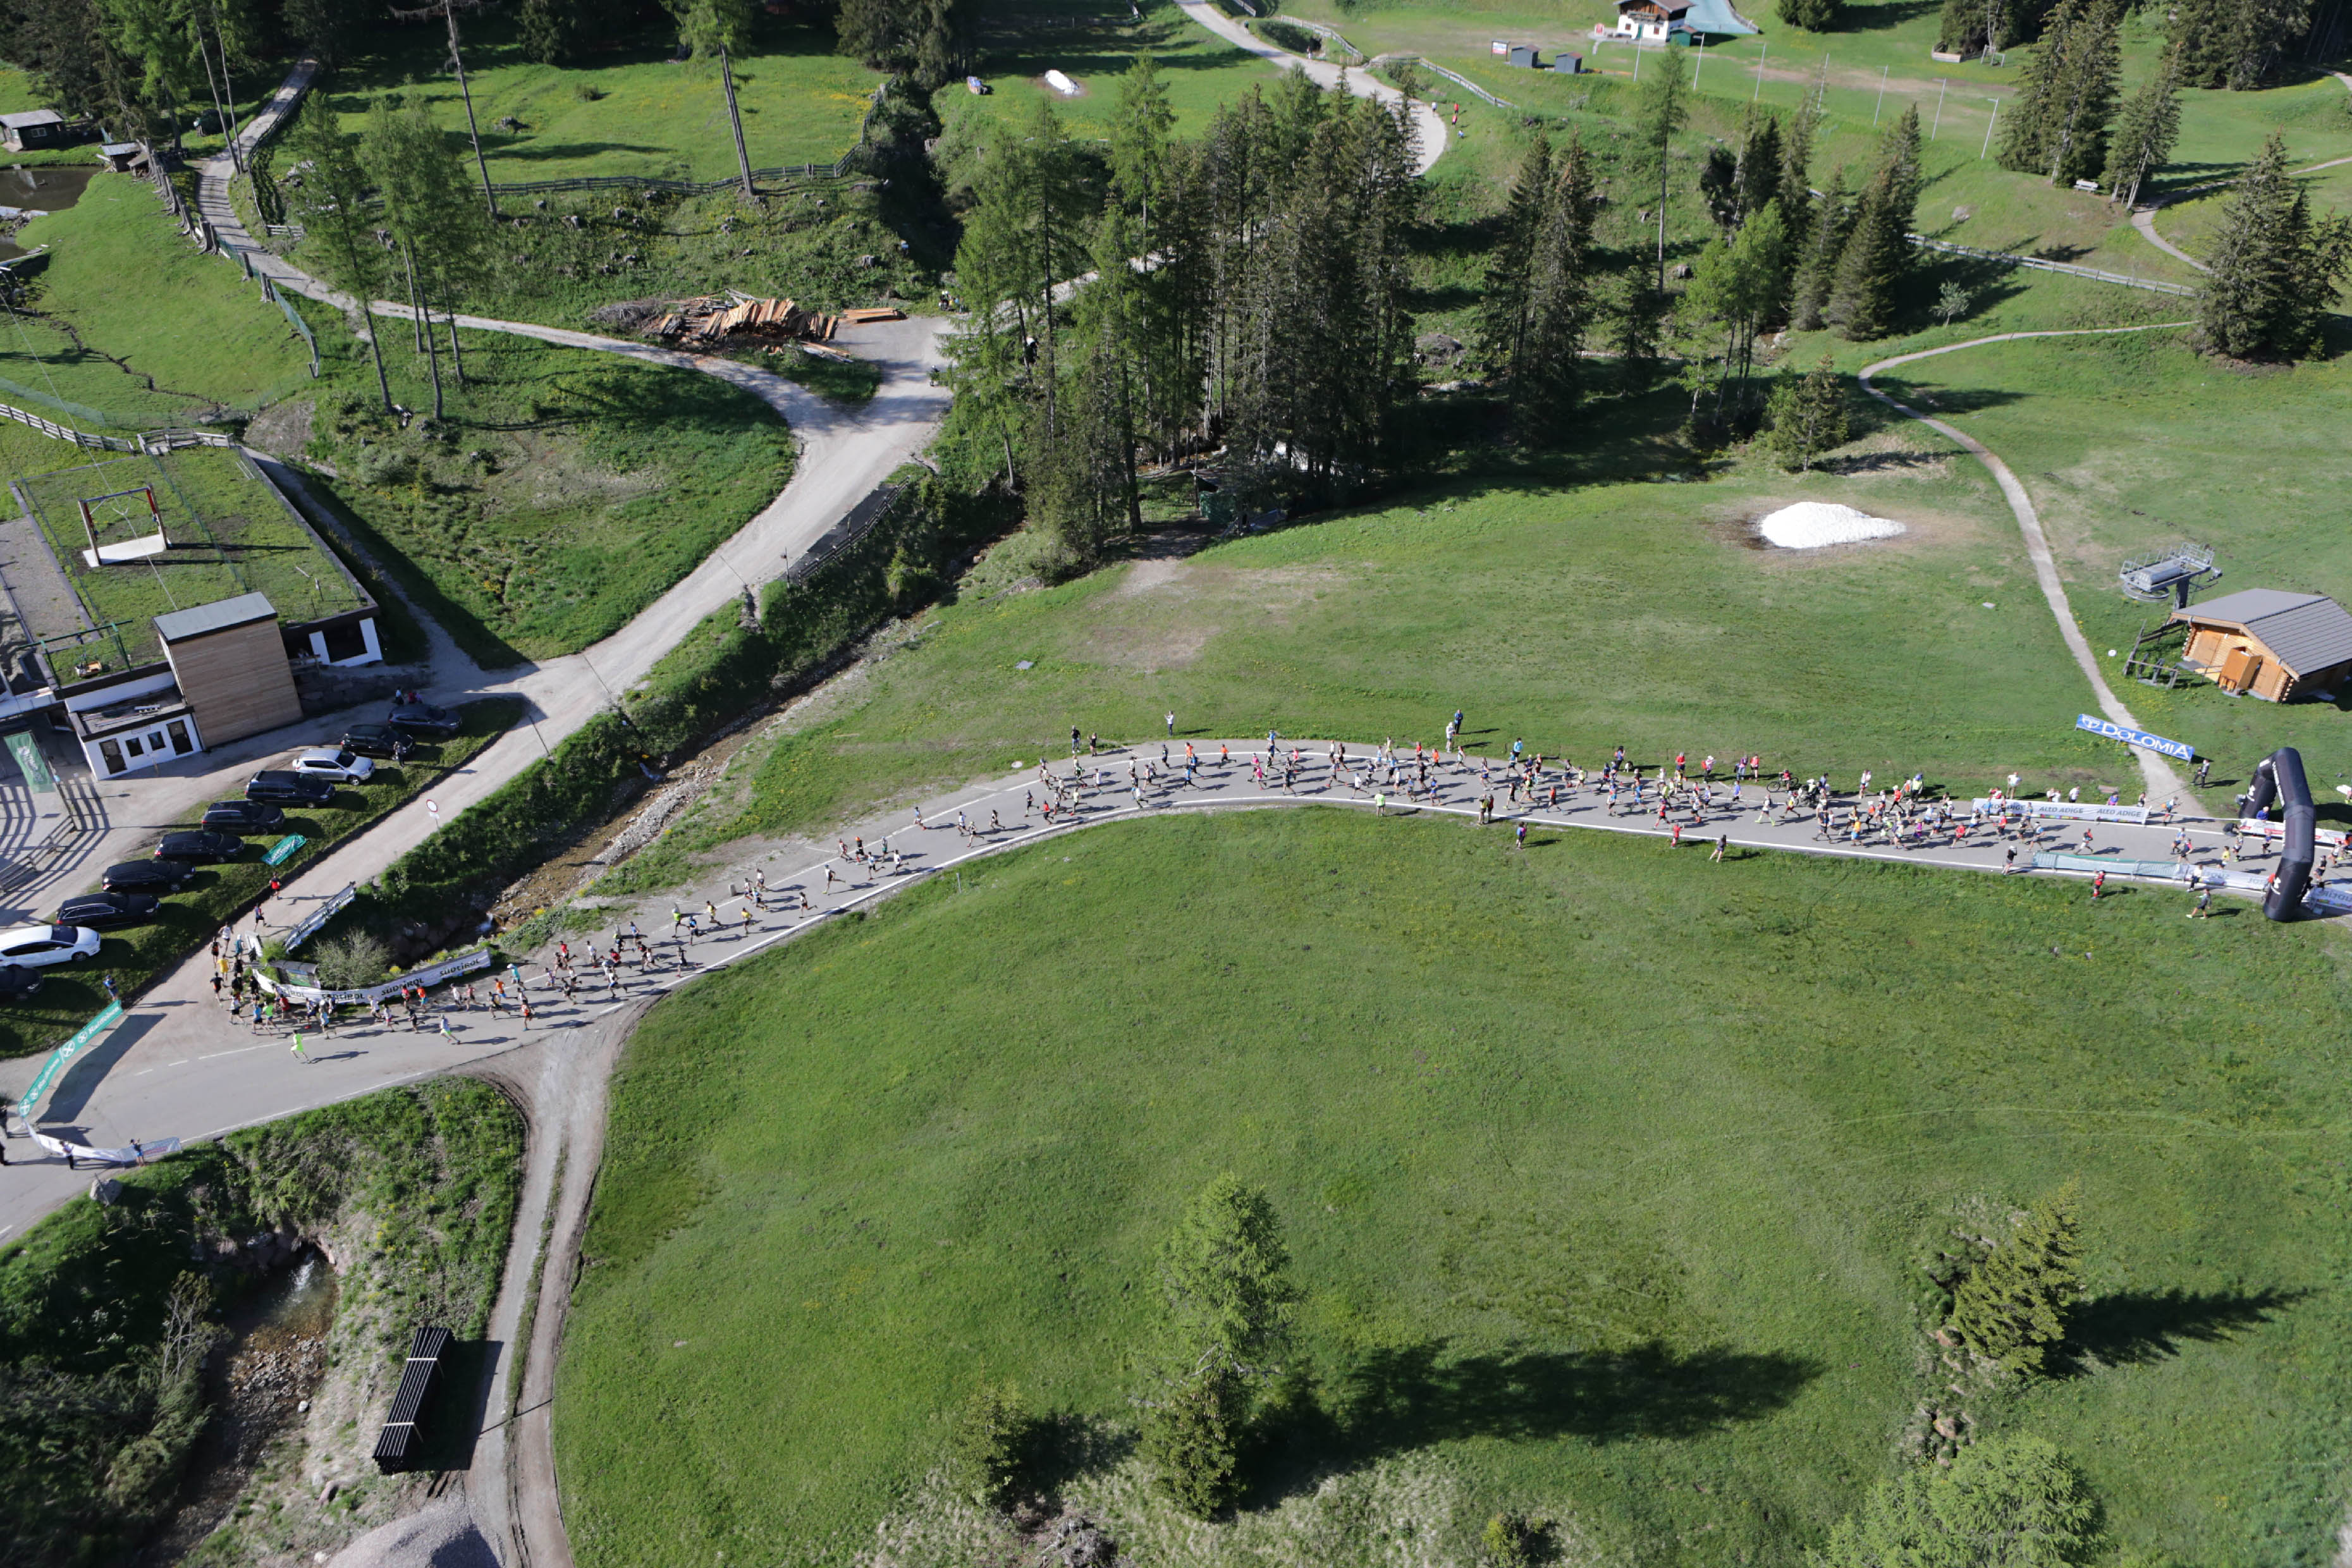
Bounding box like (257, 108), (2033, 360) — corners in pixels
(2174, 589), (2352, 676)
(1682, 0), (1761, 31)
(0, 110), (65, 129)
(155, 592), (279, 644)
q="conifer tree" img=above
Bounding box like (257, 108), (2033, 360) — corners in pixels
(1777, 0), (1842, 30)
(1816, 1435), (2104, 1568)
(1787, 165), (1851, 331)
(283, 99), (395, 413)
(1514, 137), (1599, 439)
(2172, 0), (2313, 90)
(1139, 1175), (1297, 1518)
(1825, 109), (1920, 339)
(1479, 134), (1553, 379)
(2195, 131), (2352, 359)
(1935, 0), (2018, 56)
(2100, 44), (2182, 206)
(1634, 57), (1689, 294)
(2039, 0), (2121, 187)
(1948, 1180), (2087, 1375)
(1762, 353), (1848, 470)
(1997, 0), (2110, 178)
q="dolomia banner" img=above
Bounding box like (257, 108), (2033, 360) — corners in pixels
(20, 1000), (123, 1117)
(2076, 713), (2196, 762)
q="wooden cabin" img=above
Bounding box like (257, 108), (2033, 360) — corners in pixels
(2169, 588), (2352, 702)
(0, 110), (66, 152)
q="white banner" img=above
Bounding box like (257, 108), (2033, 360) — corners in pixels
(30, 1130), (181, 1166)
(254, 946), (496, 1007)
(2236, 818), (2348, 849)
(1971, 798), (2150, 825)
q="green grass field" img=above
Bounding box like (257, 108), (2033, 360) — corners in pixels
(560, 807), (2352, 1568)
(310, 15), (879, 185)
(947, 0), (1295, 140)
(3, 172), (315, 422)
(295, 329), (795, 666)
(15, 447), (366, 680)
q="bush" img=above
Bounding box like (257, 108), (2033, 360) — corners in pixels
(1258, 18), (1320, 54)
(349, 444), (417, 488)
(312, 931), (390, 991)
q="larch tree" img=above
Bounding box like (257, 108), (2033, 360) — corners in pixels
(1826, 107), (1921, 339)
(1512, 137), (1600, 440)
(2100, 44), (2182, 207)
(283, 99), (395, 413)
(1634, 56), (1689, 295)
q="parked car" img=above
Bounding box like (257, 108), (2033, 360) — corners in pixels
(0, 922), (99, 967)
(245, 770), (334, 805)
(202, 799), (286, 835)
(56, 891), (157, 929)
(388, 702), (462, 740)
(288, 747), (375, 785)
(0, 962), (42, 998)
(156, 830), (246, 864)
(340, 723), (415, 761)
(104, 859), (190, 893)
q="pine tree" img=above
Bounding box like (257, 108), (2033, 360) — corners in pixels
(1948, 1180), (2087, 1375)
(2038, 0), (2122, 188)
(1109, 52), (1176, 218)
(1479, 133), (1552, 379)
(519, 0), (583, 64)
(912, 0), (969, 92)
(1787, 165), (1851, 331)
(1825, 110), (1920, 340)
(1816, 1435), (2104, 1568)
(1777, 0), (1842, 30)
(2196, 131), (2352, 358)
(1514, 136), (1599, 439)
(1763, 353), (1848, 470)
(2174, 0), (2314, 90)
(2100, 44), (2182, 205)
(1935, 0), (2018, 55)
(1140, 1176), (1297, 1517)
(1996, 0), (2082, 175)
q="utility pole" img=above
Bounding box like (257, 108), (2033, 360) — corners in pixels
(1753, 39), (1765, 102)
(1873, 64), (1888, 126)
(445, 3), (498, 219)
(195, 29), (240, 175)
(1932, 77), (1947, 139)
(719, 43), (757, 203)
(1981, 97), (1999, 159)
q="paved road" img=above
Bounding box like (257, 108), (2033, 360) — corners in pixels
(1859, 324), (2202, 812)
(1174, 0), (1450, 176)
(2130, 77), (2352, 274)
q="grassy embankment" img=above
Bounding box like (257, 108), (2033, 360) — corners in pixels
(0, 697), (520, 1059)
(559, 808), (2352, 1568)
(0, 1079), (522, 1567)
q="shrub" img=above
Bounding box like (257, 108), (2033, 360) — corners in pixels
(312, 932), (391, 991)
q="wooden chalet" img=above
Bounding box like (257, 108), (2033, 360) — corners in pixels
(2168, 588), (2352, 702)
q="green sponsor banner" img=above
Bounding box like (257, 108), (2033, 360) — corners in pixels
(264, 834), (308, 867)
(4, 730), (54, 793)
(20, 1000), (123, 1115)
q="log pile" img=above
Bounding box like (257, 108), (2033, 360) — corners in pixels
(645, 291), (840, 348)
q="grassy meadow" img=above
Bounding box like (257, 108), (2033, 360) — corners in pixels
(3, 171), (315, 423)
(309, 14), (880, 185)
(559, 807), (2352, 1568)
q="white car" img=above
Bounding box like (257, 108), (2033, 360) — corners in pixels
(289, 747), (376, 785)
(0, 922), (101, 967)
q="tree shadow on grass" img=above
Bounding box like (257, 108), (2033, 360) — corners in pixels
(2061, 1286), (2304, 1373)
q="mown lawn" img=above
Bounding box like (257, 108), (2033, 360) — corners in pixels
(559, 808), (2352, 1568)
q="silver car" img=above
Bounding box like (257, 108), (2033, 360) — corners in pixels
(290, 747), (377, 785)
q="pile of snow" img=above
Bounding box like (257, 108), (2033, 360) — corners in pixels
(1044, 69), (1081, 95)
(1756, 501), (1906, 549)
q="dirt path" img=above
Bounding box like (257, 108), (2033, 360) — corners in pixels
(1859, 324), (2202, 809)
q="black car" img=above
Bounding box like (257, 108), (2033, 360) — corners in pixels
(245, 770), (335, 805)
(388, 702), (462, 740)
(56, 891), (158, 929)
(202, 799), (286, 835)
(341, 722), (416, 761)
(104, 859), (191, 893)
(157, 830), (246, 864)
(0, 964), (42, 1000)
